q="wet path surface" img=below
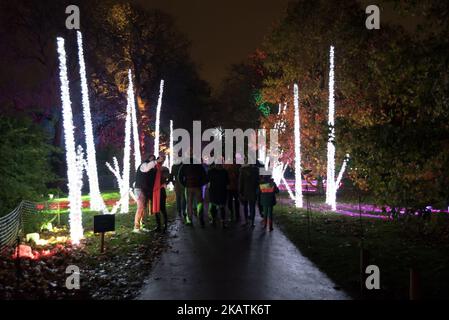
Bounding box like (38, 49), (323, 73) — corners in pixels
(137, 215), (349, 300)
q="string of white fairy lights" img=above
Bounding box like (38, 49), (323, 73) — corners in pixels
(56, 36), (84, 244)
(326, 46), (337, 211)
(59, 32), (348, 243)
(154, 79), (165, 156)
(270, 46), (349, 211)
(76, 31), (104, 211)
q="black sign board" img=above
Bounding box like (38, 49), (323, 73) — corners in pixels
(94, 214), (115, 233)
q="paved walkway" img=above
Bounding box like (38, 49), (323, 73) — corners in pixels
(137, 214), (349, 300)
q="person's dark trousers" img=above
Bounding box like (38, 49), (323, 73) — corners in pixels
(219, 205), (226, 222)
(186, 187), (205, 227)
(257, 195), (263, 218)
(210, 203), (226, 226)
(241, 200), (256, 225)
(155, 188), (168, 232)
(227, 190), (240, 221)
(210, 204), (217, 226)
(263, 205), (274, 231)
(175, 185), (186, 219)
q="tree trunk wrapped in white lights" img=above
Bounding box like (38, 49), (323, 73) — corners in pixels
(293, 83), (303, 208)
(326, 46), (337, 211)
(258, 128), (266, 164)
(169, 120), (174, 170)
(336, 154), (350, 191)
(129, 70), (141, 170)
(104, 72), (139, 214)
(121, 74), (133, 214)
(154, 79), (165, 156)
(105, 157), (137, 215)
(73, 145), (86, 237)
(76, 31), (103, 211)
(56, 37), (84, 244)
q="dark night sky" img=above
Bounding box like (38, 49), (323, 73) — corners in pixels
(133, 0), (417, 91)
(0, 1), (419, 97)
(134, 0), (291, 91)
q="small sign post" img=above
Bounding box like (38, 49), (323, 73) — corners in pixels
(100, 233), (105, 253)
(93, 215), (115, 253)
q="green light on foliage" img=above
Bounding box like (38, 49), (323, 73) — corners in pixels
(253, 90), (272, 117)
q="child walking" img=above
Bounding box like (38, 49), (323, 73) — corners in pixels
(259, 176), (279, 231)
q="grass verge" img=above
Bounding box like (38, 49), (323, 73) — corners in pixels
(0, 193), (176, 299)
(274, 204), (449, 299)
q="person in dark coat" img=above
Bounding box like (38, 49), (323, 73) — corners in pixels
(256, 160), (265, 218)
(239, 163), (260, 227)
(259, 175), (279, 231)
(224, 163), (241, 221)
(178, 157), (208, 227)
(207, 163), (229, 228)
(133, 155), (156, 233)
(171, 162), (186, 220)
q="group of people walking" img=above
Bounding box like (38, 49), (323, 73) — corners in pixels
(133, 154), (279, 234)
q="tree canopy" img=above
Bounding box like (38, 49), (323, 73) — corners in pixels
(0, 115), (56, 214)
(216, 0), (449, 208)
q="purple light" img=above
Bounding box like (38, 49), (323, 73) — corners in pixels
(279, 191), (448, 220)
(334, 209), (389, 220)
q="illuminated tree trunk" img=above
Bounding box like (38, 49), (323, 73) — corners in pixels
(56, 37), (83, 244)
(129, 70), (141, 170)
(326, 46), (337, 211)
(121, 72), (133, 214)
(154, 79), (165, 156)
(293, 83), (303, 208)
(76, 31), (104, 211)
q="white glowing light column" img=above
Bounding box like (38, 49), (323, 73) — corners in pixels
(76, 31), (103, 211)
(121, 74), (133, 214)
(336, 154), (350, 190)
(154, 79), (165, 155)
(326, 46), (337, 211)
(57, 37), (83, 244)
(129, 70), (141, 169)
(293, 84), (303, 208)
(169, 120), (174, 169)
(258, 128), (266, 164)
(106, 157), (137, 212)
(165, 120), (174, 191)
